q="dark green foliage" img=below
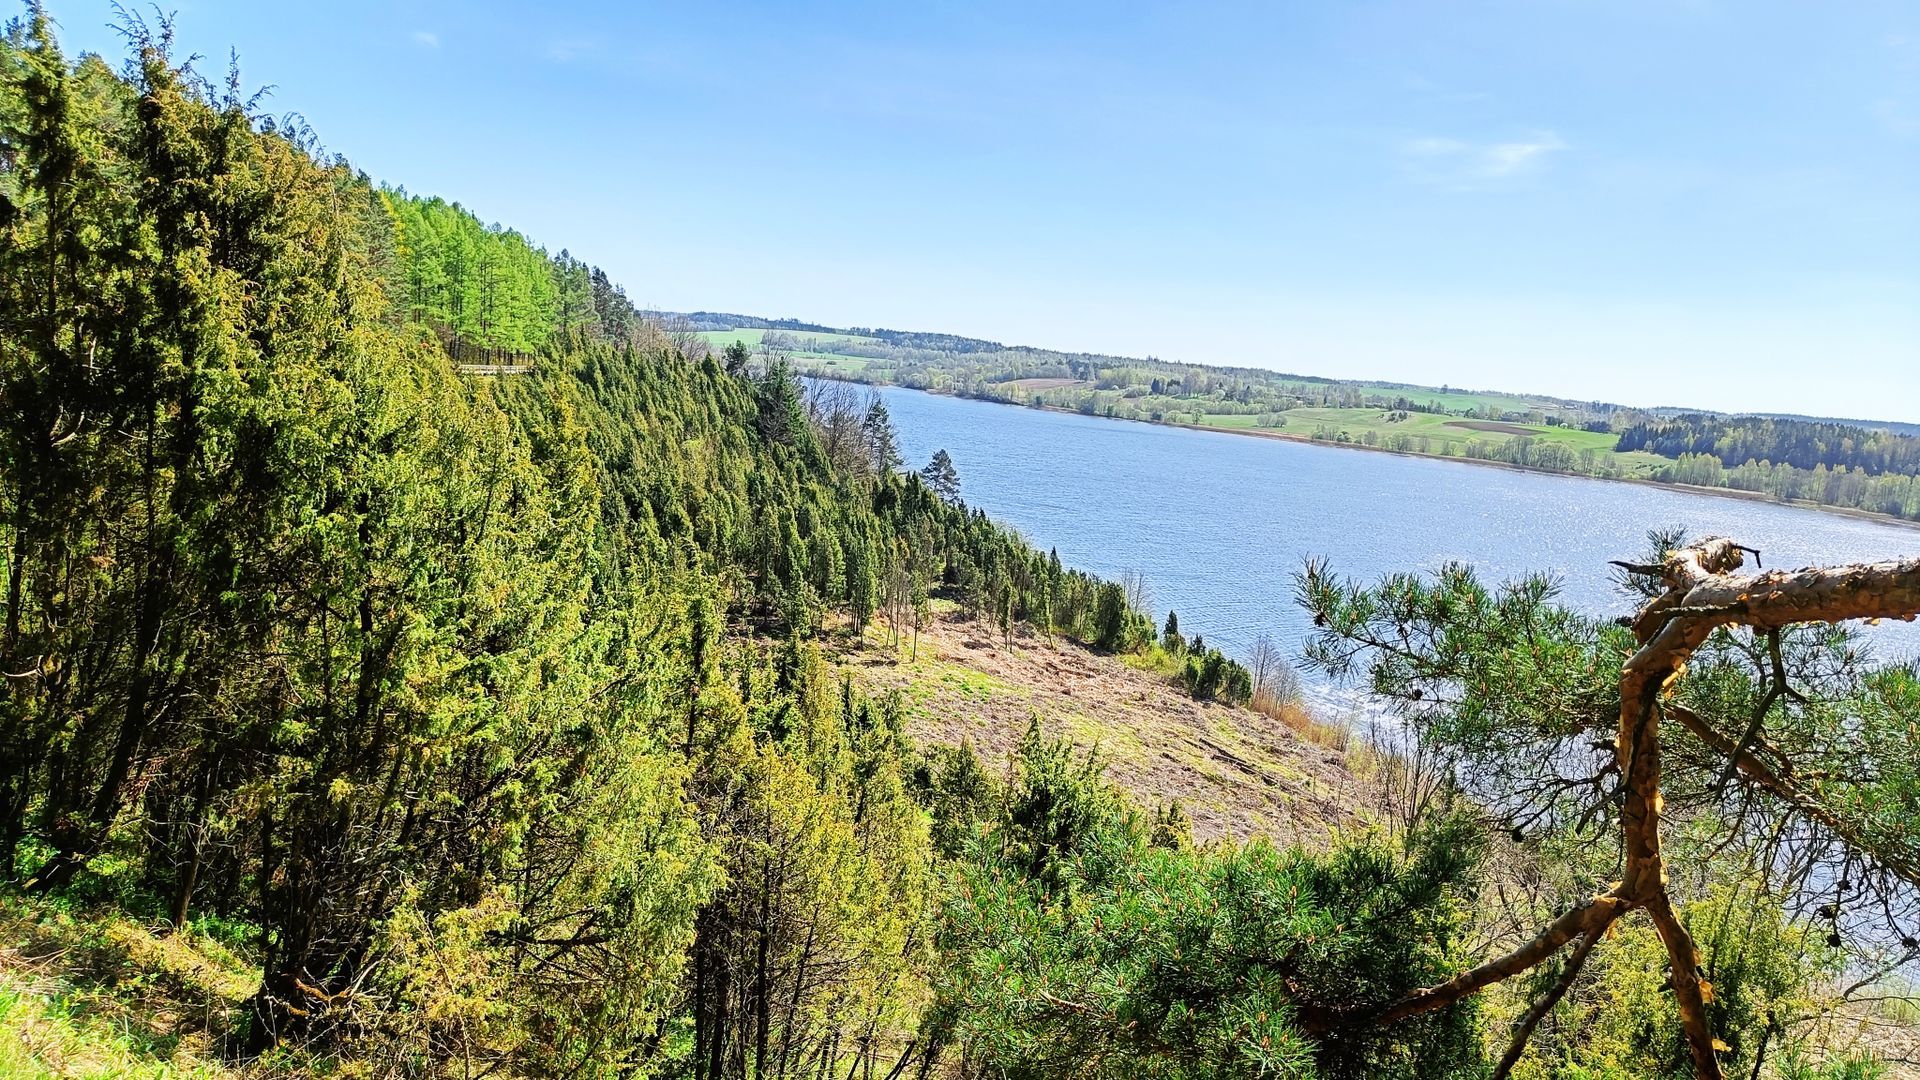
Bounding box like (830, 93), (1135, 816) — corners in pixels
(917, 741), (997, 859)
(863, 397), (903, 473)
(1149, 800), (1192, 850)
(1297, 559), (1622, 825)
(935, 727), (1492, 1078)
(1618, 412), (1920, 478)
(33, 15), (1883, 1080)
(1183, 645), (1254, 704)
(921, 447), (961, 502)
(0, 17), (1268, 1075)
(1093, 580), (1151, 652)
(1296, 549), (1920, 893)
(1296, 539), (1920, 1076)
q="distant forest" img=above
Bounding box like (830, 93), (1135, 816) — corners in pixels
(1617, 413), (1920, 478)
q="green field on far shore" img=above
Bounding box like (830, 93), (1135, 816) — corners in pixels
(767, 348), (1673, 476)
(1254, 407), (1670, 474)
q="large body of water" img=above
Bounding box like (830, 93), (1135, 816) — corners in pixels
(878, 387), (1920, 711)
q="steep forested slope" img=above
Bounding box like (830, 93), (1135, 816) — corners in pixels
(0, 13), (1467, 1078)
(2, 13), (1912, 1080)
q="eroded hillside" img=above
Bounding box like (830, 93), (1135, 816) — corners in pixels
(836, 612), (1373, 844)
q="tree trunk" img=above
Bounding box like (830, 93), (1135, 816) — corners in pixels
(1374, 539), (1920, 1080)
(755, 858), (773, 1080)
(168, 816), (206, 931)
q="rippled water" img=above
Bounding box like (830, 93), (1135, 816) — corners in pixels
(878, 386), (1920, 711)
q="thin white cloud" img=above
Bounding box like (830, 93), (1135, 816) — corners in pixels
(412, 30), (439, 49)
(1480, 133), (1566, 176)
(1401, 130), (1567, 186)
(1404, 136), (1467, 156)
(545, 37), (602, 63)
(1875, 98), (1918, 139)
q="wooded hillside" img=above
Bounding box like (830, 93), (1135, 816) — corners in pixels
(1, 11), (1914, 1080)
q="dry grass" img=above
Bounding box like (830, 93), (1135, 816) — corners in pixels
(1248, 693), (1351, 752)
(836, 612), (1376, 844)
(0, 981), (230, 1079)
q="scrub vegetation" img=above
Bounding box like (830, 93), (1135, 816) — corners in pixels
(0, 11), (1915, 1080)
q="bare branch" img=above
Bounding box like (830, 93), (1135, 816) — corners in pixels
(1492, 914), (1614, 1080)
(1710, 629), (1789, 796)
(1666, 703), (1920, 888)
(1373, 893), (1626, 1027)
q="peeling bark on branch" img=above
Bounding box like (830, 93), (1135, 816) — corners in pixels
(1369, 537), (1920, 1080)
(1372, 894), (1626, 1027)
(1492, 917), (1613, 1080)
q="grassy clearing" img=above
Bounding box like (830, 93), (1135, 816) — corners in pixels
(1360, 384), (1556, 414)
(0, 982), (226, 1080)
(1197, 413), (1266, 429)
(938, 666), (1015, 702)
(1283, 407), (1602, 450)
(844, 613), (1372, 842)
(1056, 710), (1149, 765)
(1119, 646), (1351, 756)
(792, 352), (873, 374)
(0, 893), (258, 1079)
(1117, 645), (1185, 680)
(997, 378), (1088, 393)
(1226, 407), (1671, 476)
(1144, 404), (1677, 477)
(693, 328), (763, 348)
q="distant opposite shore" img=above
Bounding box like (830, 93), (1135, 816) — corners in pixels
(872, 379), (1920, 534)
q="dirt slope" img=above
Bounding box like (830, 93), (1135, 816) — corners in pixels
(834, 613), (1373, 844)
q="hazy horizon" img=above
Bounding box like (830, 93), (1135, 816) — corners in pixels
(40, 0), (1920, 421)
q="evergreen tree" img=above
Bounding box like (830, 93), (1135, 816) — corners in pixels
(921, 448), (960, 502)
(862, 396), (902, 474)
(1299, 533), (1920, 1077)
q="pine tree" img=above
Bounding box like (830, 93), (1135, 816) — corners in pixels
(921, 448), (960, 502)
(863, 397), (902, 474)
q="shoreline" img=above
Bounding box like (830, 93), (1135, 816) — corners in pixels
(862, 380), (1920, 535)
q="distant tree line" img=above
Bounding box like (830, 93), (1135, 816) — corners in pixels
(691, 320), (1920, 524)
(1652, 454), (1920, 520)
(1618, 413), (1920, 478)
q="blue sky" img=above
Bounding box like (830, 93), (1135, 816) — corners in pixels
(40, 0), (1920, 418)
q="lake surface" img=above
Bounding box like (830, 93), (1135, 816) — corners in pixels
(877, 387), (1920, 713)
